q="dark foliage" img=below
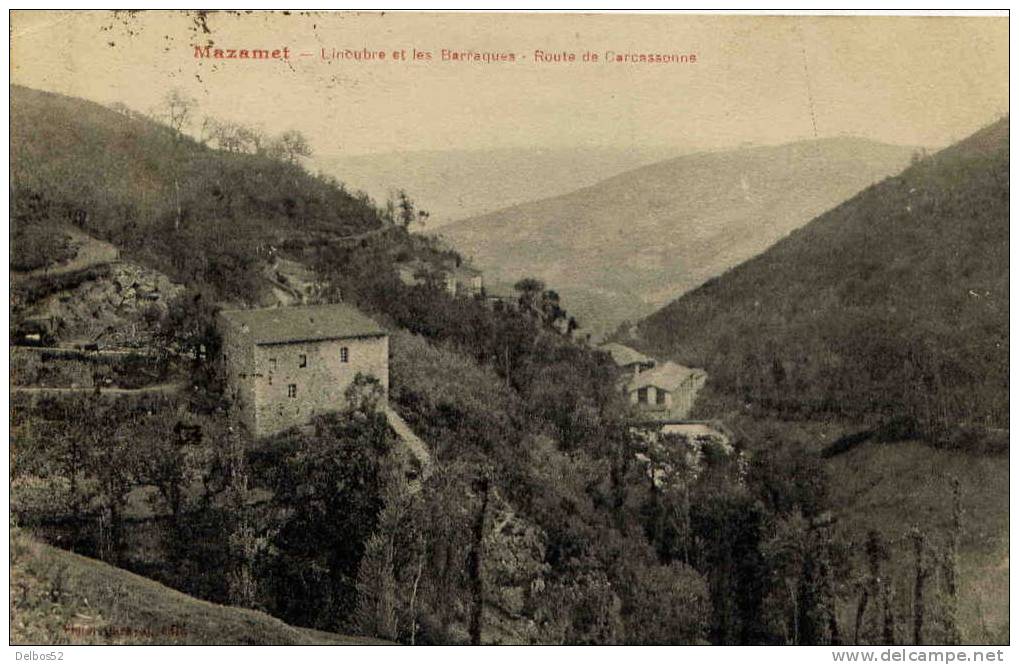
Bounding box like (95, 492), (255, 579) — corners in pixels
(10, 85), (383, 305)
(637, 118), (1009, 447)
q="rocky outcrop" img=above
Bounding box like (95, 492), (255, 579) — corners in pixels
(32, 262), (183, 347)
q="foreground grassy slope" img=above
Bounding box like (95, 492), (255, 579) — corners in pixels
(637, 118), (1008, 440)
(10, 530), (386, 645)
(443, 137), (914, 337)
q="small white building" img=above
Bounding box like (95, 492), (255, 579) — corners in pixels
(447, 265), (484, 297)
(626, 361), (708, 420)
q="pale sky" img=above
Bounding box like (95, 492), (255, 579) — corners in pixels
(10, 11), (1009, 156)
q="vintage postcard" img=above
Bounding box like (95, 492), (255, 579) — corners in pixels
(8, 9), (1009, 652)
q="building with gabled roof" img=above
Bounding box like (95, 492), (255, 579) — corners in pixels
(599, 342), (656, 377)
(218, 303), (389, 436)
(626, 360), (708, 420)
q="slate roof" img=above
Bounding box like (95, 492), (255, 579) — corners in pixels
(219, 304), (385, 345)
(599, 342), (654, 367)
(628, 361), (706, 393)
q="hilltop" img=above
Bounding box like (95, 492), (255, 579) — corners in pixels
(442, 137), (915, 337)
(635, 117), (1009, 443)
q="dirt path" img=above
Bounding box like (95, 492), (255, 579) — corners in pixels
(384, 405), (434, 477)
(11, 382), (183, 396)
(12, 345), (163, 358)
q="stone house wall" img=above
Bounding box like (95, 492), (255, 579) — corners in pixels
(251, 335), (389, 436)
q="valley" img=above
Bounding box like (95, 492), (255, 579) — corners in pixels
(441, 137), (916, 338)
(8, 81), (1009, 647)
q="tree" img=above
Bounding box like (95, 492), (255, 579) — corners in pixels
(396, 190), (416, 228)
(942, 478), (963, 645)
(797, 520), (841, 645)
(514, 277), (546, 314)
(355, 531), (399, 640)
(236, 124), (266, 154)
(853, 529), (892, 645)
(155, 88), (196, 230)
(620, 560), (709, 644)
(534, 567), (624, 645)
(159, 88), (196, 136)
(467, 474), (491, 645)
(762, 510), (811, 644)
(345, 372), (386, 415)
(139, 420), (193, 520)
(381, 196), (397, 226)
(158, 286), (221, 380)
(269, 129), (312, 163)
(262, 406), (398, 630)
(86, 414), (141, 564)
(911, 527), (929, 645)
(540, 289), (566, 326)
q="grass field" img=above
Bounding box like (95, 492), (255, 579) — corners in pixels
(9, 529), (389, 645)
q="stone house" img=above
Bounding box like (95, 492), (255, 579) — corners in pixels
(218, 303), (389, 437)
(626, 361), (708, 420)
(396, 259), (431, 288)
(450, 265), (484, 297)
(396, 260), (483, 298)
(482, 290), (518, 312)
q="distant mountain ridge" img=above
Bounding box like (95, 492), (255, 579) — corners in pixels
(442, 137), (916, 337)
(314, 145), (686, 226)
(634, 117), (1009, 440)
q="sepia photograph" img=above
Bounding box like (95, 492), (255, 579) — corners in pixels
(6, 8), (1010, 653)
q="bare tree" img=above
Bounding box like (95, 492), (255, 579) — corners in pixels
(204, 119), (242, 153)
(152, 88), (198, 232)
(199, 116), (218, 146)
(161, 88), (196, 136)
(396, 190), (416, 228)
(269, 129), (313, 163)
(237, 124), (267, 154)
(468, 474), (490, 646)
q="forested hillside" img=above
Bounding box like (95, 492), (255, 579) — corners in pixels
(10, 85), (380, 303)
(636, 117), (1009, 445)
(10, 85), (715, 645)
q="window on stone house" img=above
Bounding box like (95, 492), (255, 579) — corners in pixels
(656, 389), (667, 406)
(288, 384), (297, 398)
(269, 358), (277, 371)
(299, 354), (307, 368)
(340, 347), (349, 363)
(637, 387), (649, 404)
